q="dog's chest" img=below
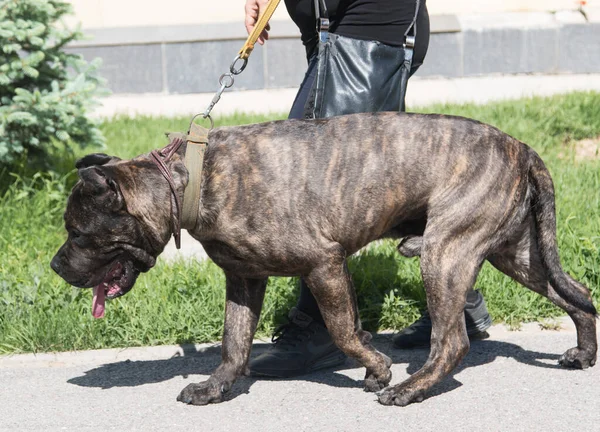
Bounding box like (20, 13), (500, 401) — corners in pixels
(199, 237), (310, 278)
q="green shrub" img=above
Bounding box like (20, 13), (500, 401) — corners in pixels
(0, 0), (105, 168)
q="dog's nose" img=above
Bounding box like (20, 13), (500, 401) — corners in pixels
(50, 254), (62, 275)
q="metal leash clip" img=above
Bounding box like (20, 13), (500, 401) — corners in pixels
(200, 55), (248, 121)
(193, 0), (281, 124)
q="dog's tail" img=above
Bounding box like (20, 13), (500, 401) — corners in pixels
(528, 150), (597, 315)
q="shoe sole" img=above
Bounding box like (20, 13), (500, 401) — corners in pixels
(466, 313), (493, 336)
(394, 314), (493, 349)
(251, 350), (347, 379)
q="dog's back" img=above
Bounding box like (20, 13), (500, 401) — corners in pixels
(199, 112), (528, 256)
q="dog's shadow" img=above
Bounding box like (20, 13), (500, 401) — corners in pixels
(67, 336), (563, 401)
(67, 250), (563, 402)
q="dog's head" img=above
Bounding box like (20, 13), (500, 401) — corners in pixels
(51, 152), (188, 317)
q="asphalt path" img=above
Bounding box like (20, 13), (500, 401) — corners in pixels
(1, 318), (599, 431)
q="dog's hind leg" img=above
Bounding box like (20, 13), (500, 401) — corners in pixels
(305, 254), (392, 392)
(488, 219), (597, 369)
(177, 274), (267, 405)
(379, 235), (483, 406)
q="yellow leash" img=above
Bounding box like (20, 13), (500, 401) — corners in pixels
(198, 0), (282, 123)
(172, 0), (283, 246)
(238, 0), (282, 60)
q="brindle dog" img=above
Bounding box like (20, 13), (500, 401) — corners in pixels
(51, 112), (597, 406)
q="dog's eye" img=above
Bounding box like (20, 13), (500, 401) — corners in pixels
(70, 230), (92, 248)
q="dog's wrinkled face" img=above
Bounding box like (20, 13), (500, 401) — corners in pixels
(51, 153), (159, 318)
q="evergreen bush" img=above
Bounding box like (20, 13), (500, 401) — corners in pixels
(0, 0), (105, 167)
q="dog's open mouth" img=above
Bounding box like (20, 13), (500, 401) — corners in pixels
(92, 261), (138, 319)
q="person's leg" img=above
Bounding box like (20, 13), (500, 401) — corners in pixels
(393, 5), (492, 349)
(393, 289), (492, 349)
(287, 55), (328, 325)
(249, 58), (346, 378)
(292, 4), (433, 328)
(287, 55), (318, 120)
(291, 6), (433, 324)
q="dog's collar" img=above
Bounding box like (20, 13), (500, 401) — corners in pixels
(151, 124), (209, 249)
(180, 125), (209, 233)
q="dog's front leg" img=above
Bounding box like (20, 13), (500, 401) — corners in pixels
(177, 274), (267, 405)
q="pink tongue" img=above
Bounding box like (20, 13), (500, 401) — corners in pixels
(92, 285), (106, 319)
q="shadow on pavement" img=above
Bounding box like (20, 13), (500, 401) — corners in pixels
(381, 334), (563, 399)
(68, 334), (564, 402)
(67, 344), (222, 389)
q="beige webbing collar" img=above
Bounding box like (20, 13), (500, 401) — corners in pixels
(181, 123), (209, 233)
(238, 0), (282, 60)
(163, 123), (209, 248)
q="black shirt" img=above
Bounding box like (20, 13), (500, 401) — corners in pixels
(284, 0), (425, 58)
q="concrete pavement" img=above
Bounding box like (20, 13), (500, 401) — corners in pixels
(1, 317), (599, 431)
(92, 73), (600, 119)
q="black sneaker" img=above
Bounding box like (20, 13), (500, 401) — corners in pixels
(250, 307), (347, 378)
(393, 290), (492, 349)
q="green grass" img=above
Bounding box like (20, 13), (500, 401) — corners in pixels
(0, 93), (599, 353)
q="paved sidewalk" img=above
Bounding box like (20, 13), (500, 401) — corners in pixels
(93, 73), (600, 119)
(1, 317), (599, 431)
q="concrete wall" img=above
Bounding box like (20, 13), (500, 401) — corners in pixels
(66, 0), (597, 29)
(63, 2), (600, 96)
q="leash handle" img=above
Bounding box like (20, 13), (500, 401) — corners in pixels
(239, 0), (282, 60)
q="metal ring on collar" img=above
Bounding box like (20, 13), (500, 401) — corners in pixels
(188, 113), (214, 134)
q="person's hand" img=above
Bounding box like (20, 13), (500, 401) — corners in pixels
(245, 0), (271, 45)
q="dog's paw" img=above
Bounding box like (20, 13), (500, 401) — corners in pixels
(177, 381), (225, 405)
(559, 347), (597, 369)
(377, 385), (425, 407)
(364, 365), (392, 393)
(381, 352), (393, 369)
(364, 376), (387, 392)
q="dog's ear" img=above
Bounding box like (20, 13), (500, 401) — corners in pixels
(77, 153), (124, 208)
(168, 157), (189, 197)
(76, 153), (121, 169)
(78, 166), (115, 193)
(78, 165), (124, 210)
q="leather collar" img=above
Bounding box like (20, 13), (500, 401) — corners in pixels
(151, 124), (209, 249)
